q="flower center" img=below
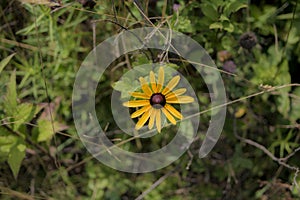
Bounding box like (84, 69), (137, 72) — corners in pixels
(150, 93), (166, 108)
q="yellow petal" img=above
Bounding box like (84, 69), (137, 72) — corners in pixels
(162, 75), (180, 95)
(150, 71), (157, 93)
(165, 88), (187, 99)
(164, 104), (183, 119)
(135, 109), (151, 130)
(156, 109), (161, 133)
(161, 107), (176, 125)
(139, 77), (153, 97)
(130, 92), (149, 99)
(166, 96), (194, 104)
(148, 108), (156, 129)
(123, 100), (149, 107)
(131, 105), (151, 118)
(156, 67), (164, 92)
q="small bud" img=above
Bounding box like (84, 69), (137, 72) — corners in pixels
(239, 32), (257, 50)
(222, 60), (236, 73)
(217, 50), (232, 62)
(173, 3), (180, 12)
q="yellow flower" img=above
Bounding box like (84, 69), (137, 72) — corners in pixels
(123, 67), (194, 133)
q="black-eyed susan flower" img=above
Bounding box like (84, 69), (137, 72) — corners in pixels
(123, 67), (194, 133)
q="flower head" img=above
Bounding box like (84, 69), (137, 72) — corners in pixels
(222, 60), (236, 73)
(123, 67), (194, 133)
(239, 32), (257, 50)
(173, 2), (180, 12)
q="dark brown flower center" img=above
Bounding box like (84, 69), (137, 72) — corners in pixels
(150, 93), (166, 108)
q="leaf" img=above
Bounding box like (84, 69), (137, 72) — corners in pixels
(37, 119), (55, 142)
(13, 103), (37, 131)
(274, 59), (291, 118)
(4, 70), (42, 131)
(277, 13), (300, 20)
(224, 1), (247, 16)
(113, 77), (140, 99)
(172, 16), (194, 33)
(276, 93), (290, 118)
(223, 22), (234, 32)
(210, 16), (234, 32)
(16, 13), (45, 35)
(179, 119), (194, 141)
(290, 87), (300, 122)
(210, 0), (225, 7)
(7, 139), (26, 179)
(251, 46), (288, 86)
(200, 3), (219, 21)
(4, 70), (17, 116)
(0, 53), (15, 75)
(0, 126), (18, 162)
(219, 15), (230, 22)
(286, 27), (300, 45)
(209, 22), (223, 30)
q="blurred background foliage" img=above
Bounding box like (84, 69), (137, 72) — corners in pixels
(0, 0), (299, 199)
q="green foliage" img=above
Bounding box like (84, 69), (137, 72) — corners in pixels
(7, 139), (26, 179)
(36, 119), (55, 142)
(0, 54), (15, 75)
(114, 63), (180, 99)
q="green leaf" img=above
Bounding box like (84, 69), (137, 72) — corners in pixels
(171, 16), (194, 33)
(224, 1), (247, 16)
(251, 46), (288, 86)
(277, 13), (300, 20)
(16, 13), (46, 35)
(113, 77), (140, 99)
(274, 59), (291, 118)
(7, 139), (26, 179)
(223, 22), (234, 32)
(210, 0), (225, 7)
(201, 3), (219, 21)
(286, 27), (300, 45)
(0, 53), (15, 75)
(37, 119), (55, 142)
(219, 15), (230, 22)
(13, 103), (37, 131)
(209, 22), (223, 30)
(4, 70), (17, 116)
(0, 126), (18, 162)
(210, 16), (234, 32)
(276, 93), (290, 118)
(290, 87), (300, 122)
(179, 119), (194, 141)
